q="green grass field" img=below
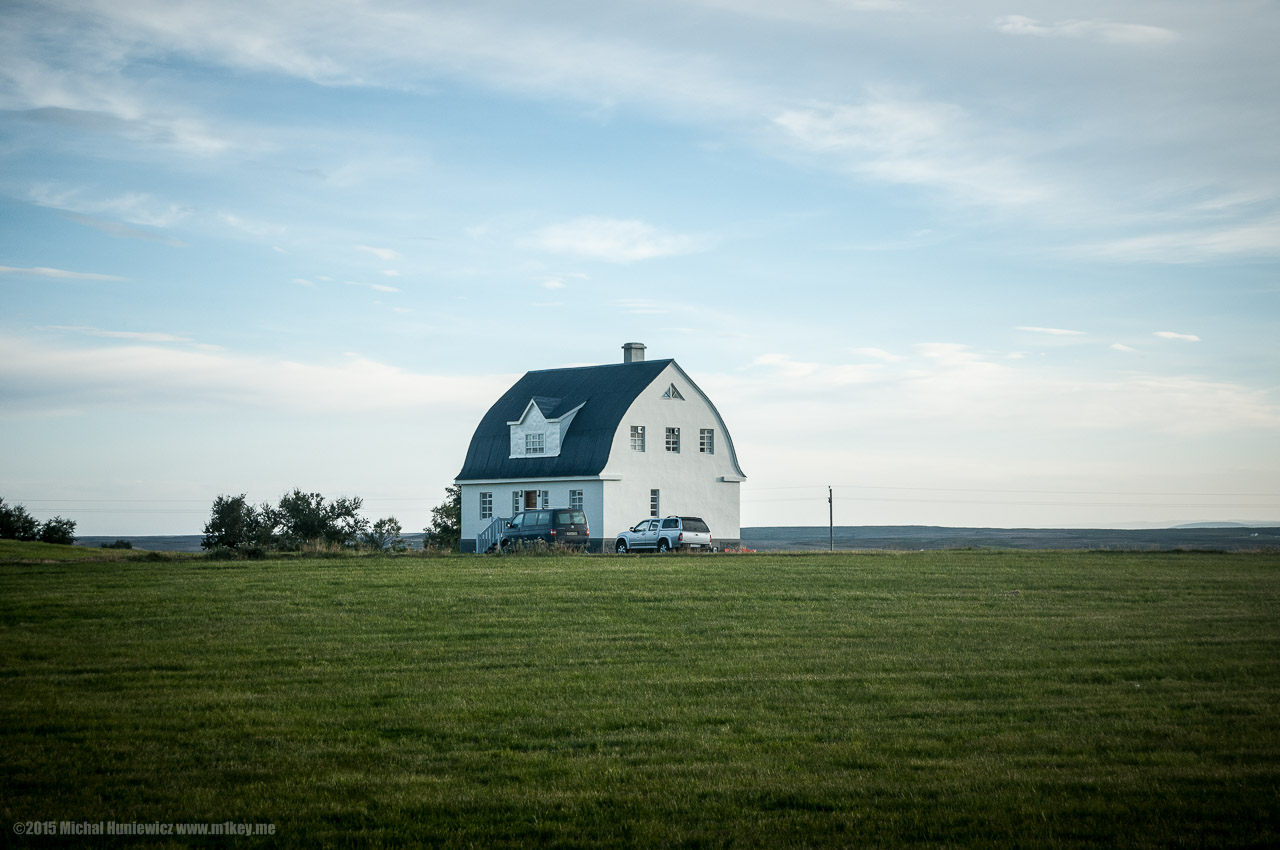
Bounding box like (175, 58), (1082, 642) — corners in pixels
(2, 547), (1278, 847)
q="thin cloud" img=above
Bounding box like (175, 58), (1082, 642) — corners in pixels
(850, 347), (904, 362)
(0, 334), (511, 415)
(1154, 331), (1200, 342)
(773, 97), (1049, 208)
(59, 212), (186, 247)
(524, 217), (705, 263)
(1073, 219), (1280, 263)
(615, 298), (665, 315)
(29, 185), (190, 229)
(0, 265), (124, 281)
(355, 245), (400, 261)
(1017, 326), (1088, 336)
(994, 16), (1179, 45)
(1112, 343), (1138, 353)
(345, 280), (400, 293)
(732, 346), (1280, 437)
(39, 325), (192, 344)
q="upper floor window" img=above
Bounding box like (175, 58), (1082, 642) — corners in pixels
(631, 425), (645, 452)
(699, 428), (714, 454)
(525, 432), (545, 454)
(665, 427), (680, 453)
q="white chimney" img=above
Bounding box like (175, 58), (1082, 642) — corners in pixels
(622, 342), (646, 364)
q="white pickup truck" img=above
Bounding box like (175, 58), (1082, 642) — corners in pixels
(614, 516), (713, 553)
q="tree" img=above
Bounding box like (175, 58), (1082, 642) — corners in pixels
(423, 484), (461, 551)
(272, 489), (368, 550)
(38, 516), (76, 545)
(363, 517), (407, 552)
(0, 498), (41, 541)
(202, 494), (271, 551)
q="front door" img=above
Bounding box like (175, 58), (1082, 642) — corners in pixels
(523, 490), (539, 510)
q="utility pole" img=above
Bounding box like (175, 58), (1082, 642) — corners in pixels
(828, 485), (833, 552)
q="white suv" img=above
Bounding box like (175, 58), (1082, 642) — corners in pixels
(615, 516), (713, 553)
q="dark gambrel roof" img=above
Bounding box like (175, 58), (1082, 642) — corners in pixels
(457, 359), (674, 480)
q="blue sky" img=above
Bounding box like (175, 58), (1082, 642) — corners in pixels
(2, 0), (1278, 535)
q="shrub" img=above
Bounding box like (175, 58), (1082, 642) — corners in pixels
(0, 498), (41, 541)
(101, 539), (134, 549)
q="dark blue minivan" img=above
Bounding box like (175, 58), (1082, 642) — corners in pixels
(499, 508), (590, 550)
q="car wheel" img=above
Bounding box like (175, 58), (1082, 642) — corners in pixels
(658, 538), (670, 553)
(615, 539), (628, 553)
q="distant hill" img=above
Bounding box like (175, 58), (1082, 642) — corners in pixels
(74, 527), (1280, 553)
(742, 525), (1280, 552)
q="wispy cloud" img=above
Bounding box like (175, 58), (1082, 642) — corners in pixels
(1017, 326), (1088, 337)
(1073, 218), (1280, 263)
(345, 280), (400, 293)
(30, 185), (190, 229)
(615, 298), (665, 315)
(0, 265), (123, 281)
(734, 345), (1280, 437)
(1154, 331), (1200, 342)
(356, 245), (400, 261)
(1112, 343), (1138, 353)
(525, 217), (705, 262)
(994, 16), (1179, 46)
(15, 106), (235, 156)
(39, 325), (192, 344)
(753, 352), (883, 386)
(59, 212), (186, 246)
(0, 333), (512, 415)
(850, 347), (904, 362)
(773, 97), (1048, 208)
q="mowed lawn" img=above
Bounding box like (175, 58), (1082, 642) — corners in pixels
(2, 549), (1278, 847)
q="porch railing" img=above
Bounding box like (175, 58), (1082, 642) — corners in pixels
(476, 516), (511, 553)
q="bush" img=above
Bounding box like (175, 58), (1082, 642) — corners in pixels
(0, 498), (41, 541)
(363, 517), (408, 553)
(423, 485), (461, 552)
(1, 498), (76, 544)
(101, 539), (134, 549)
(38, 516), (77, 545)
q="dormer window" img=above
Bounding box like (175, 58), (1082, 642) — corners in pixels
(661, 383), (685, 400)
(508, 397), (585, 459)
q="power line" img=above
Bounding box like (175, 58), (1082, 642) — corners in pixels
(745, 484), (1280, 497)
(743, 495), (1280, 509)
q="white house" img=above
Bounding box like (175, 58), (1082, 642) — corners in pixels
(456, 343), (746, 552)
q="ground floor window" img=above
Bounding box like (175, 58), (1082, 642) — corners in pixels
(650, 489), (660, 517)
(512, 491), (522, 515)
(480, 491), (493, 519)
(569, 489), (583, 510)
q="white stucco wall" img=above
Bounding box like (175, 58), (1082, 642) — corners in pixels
(599, 362), (743, 544)
(460, 479), (605, 548)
